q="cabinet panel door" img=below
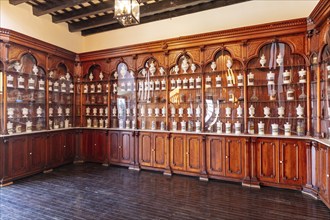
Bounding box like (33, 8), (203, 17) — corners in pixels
(29, 134), (47, 172)
(48, 132), (63, 166)
(153, 133), (167, 169)
(63, 131), (75, 163)
(93, 131), (106, 163)
(109, 132), (120, 162)
(8, 136), (29, 178)
(120, 132), (132, 164)
(82, 130), (93, 161)
(256, 138), (279, 183)
(186, 135), (201, 173)
(225, 137), (245, 179)
(319, 146), (329, 203)
(279, 140), (304, 185)
(170, 134), (185, 171)
(327, 149), (330, 204)
(206, 136), (225, 176)
(139, 132), (152, 167)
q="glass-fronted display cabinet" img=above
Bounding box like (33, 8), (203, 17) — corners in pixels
(204, 50), (244, 134)
(5, 54), (47, 134)
(320, 45), (330, 138)
(0, 61), (4, 134)
(310, 53), (318, 137)
(137, 58), (167, 130)
(48, 63), (74, 129)
(82, 64), (109, 128)
(246, 42), (307, 136)
(168, 55), (202, 132)
(110, 62), (136, 129)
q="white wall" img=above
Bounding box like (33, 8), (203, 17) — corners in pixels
(0, 0), (83, 52)
(83, 0), (319, 53)
(0, 0), (319, 53)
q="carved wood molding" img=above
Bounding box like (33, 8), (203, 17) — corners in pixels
(308, 0), (330, 30)
(0, 28), (76, 61)
(79, 18), (307, 62)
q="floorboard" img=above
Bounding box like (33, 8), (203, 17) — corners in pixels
(0, 163), (329, 220)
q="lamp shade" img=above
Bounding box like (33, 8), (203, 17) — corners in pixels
(114, 0), (140, 26)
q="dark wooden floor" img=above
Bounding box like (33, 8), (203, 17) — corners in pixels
(0, 163), (329, 220)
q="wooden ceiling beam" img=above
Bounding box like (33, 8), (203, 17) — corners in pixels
(69, 0), (215, 32)
(52, 1), (115, 23)
(32, 0), (90, 16)
(9, 0), (30, 5)
(82, 0), (250, 35)
(55, 0), (208, 24)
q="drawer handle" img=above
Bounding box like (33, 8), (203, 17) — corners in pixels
(225, 156), (229, 159)
(279, 161), (283, 164)
(327, 174), (329, 178)
(64, 145), (66, 148)
(29, 152), (32, 155)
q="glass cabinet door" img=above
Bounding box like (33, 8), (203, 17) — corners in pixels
(136, 58), (166, 131)
(82, 64), (109, 128)
(0, 62), (4, 134)
(48, 63), (74, 129)
(204, 50), (244, 134)
(168, 55), (202, 132)
(320, 46), (330, 138)
(246, 42), (307, 136)
(110, 63), (136, 129)
(310, 53), (318, 137)
(6, 54), (47, 134)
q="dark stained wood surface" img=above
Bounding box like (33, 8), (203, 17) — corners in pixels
(0, 163), (329, 220)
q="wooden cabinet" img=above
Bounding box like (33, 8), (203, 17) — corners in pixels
(256, 138), (279, 183)
(2, 134), (47, 183)
(29, 134), (47, 172)
(318, 144), (330, 206)
(206, 136), (226, 176)
(279, 139), (306, 186)
(225, 137), (246, 179)
(170, 134), (202, 174)
(82, 130), (108, 164)
(206, 136), (246, 180)
(4, 136), (29, 179)
(255, 138), (306, 187)
(63, 131), (76, 163)
(139, 132), (167, 169)
(48, 131), (76, 168)
(109, 131), (134, 165)
(48, 132), (64, 167)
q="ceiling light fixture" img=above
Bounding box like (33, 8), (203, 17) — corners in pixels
(114, 0), (140, 26)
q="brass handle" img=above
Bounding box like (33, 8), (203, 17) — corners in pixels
(94, 144), (96, 146)
(119, 146), (122, 149)
(64, 145), (66, 148)
(29, 152), (32, 155)
(279, 161), (283, 164)
(225, 156), (229, 159)
(151, 149), (155, 152)
(186, 152), (189, 155)
(327, 174), (329, 178)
